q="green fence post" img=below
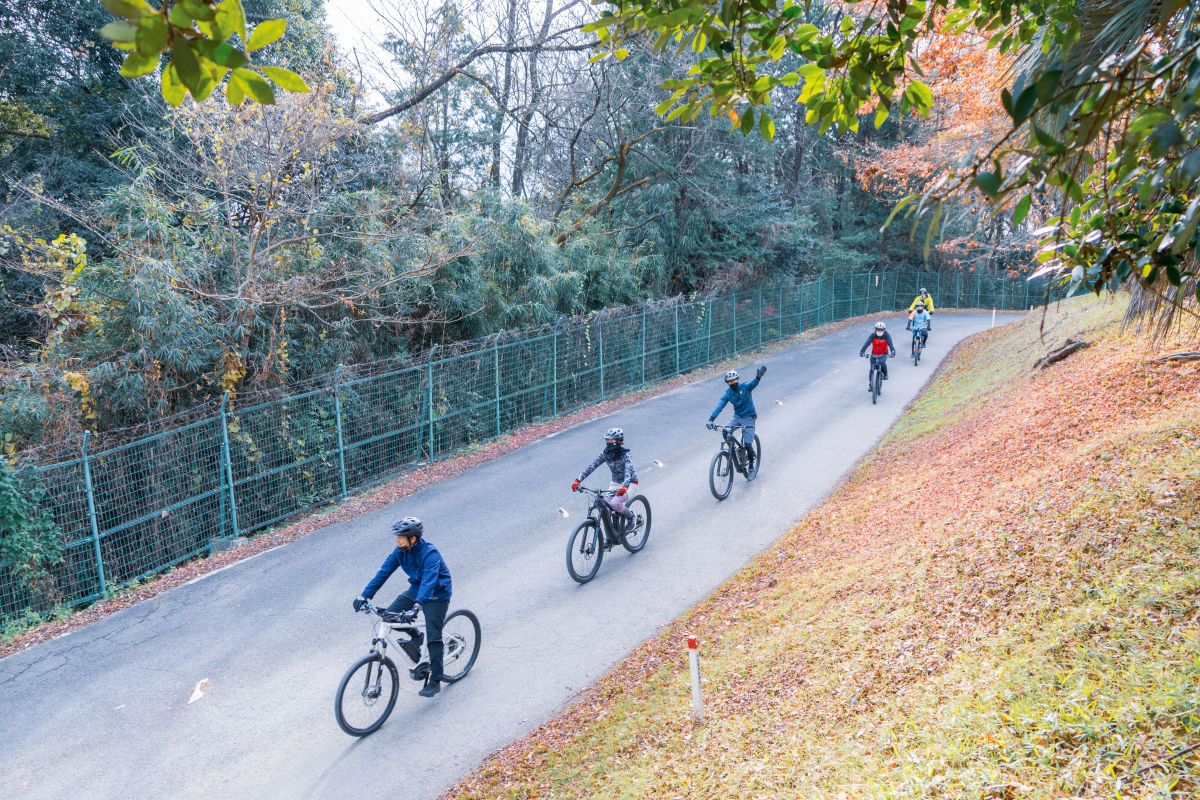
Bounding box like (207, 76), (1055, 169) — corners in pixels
(706, 298), (713, 364)
(778, 285), (785, 338)
(333, 365), (348, 499)
(674, 302), (681, 374)
(493, 336), (501, 437)
(732, 292), (738, 353)
(956, 271), (962, 308)
(757, 287), (763, 345)
(219, 390), (240, 538)
(640, 308), (647, 387)
(975, 272), (982, 308)
(935, 271), (942, 309)
(81, 431), (107, 597)
(552, 324), (559, 416)
(1024, 278), (1031, 309)
(798, 281), (806, 331)
(427, 344), (437, 462)
(598, 317), (605, 400)
(816, 276), (822, 326)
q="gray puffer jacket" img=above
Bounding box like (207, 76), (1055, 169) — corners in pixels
(578, 446), (638, 488)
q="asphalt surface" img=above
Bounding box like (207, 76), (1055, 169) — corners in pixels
(0, 313), (1005, 800)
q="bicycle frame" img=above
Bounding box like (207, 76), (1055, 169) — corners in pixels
(719, 424), (745, 451)
(362, 604), (426, 669)
(577, 486), (621, 542)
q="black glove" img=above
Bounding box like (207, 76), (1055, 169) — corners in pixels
(706, 419), (716, 430)
(755, 365), (767, 379)
(398, 608), (419, 623)
(353, 596), (367, 612)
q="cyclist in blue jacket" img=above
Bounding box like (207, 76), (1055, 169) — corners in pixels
(353, 517), (452, 697)
(707, 365), (766, 470)
(910, 302), (932, 347)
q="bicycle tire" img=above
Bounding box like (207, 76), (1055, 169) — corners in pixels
(334, 653), (399, 737)
(744, 435), (762, 481)
(621, 495), (652, 552)
(440, 609), (481, 683)
(871, 369), (880, 404)
(709, 450), (733, 500)
(566, 518), (603, 583)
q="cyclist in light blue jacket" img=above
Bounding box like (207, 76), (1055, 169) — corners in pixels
(706, 365), (766, 469)
(910, 302), (932, 350)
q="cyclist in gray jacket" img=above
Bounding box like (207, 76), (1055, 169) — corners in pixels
(572, 427), (638, 518)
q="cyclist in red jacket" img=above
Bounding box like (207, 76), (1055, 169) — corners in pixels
(858, 321), (896, 389)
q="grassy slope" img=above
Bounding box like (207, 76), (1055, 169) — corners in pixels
(444, 295), (1200, 800)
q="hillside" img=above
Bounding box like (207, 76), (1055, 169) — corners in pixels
(444, 295), (1200, 799)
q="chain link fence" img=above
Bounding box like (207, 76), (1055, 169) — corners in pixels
(1, 267), (1062, 618)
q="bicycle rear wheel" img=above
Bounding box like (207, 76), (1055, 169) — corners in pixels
(621, 495), (652, 552)
(744, 435), (762, 480)
(566, 519), (603, 583)
(440, 609), (481, 683)
(709, 450), (733, 500)
(335, 653), (399, 737)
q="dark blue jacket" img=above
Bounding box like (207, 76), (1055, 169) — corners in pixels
(361, 539), (452, 605)
(710, 375), (761, 420)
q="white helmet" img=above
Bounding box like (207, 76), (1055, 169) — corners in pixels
(604, 427), (623, 441)
(724, 370), (739, 382)
(875, 321), (887, 330)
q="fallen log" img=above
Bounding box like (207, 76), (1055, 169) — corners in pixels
(1153, 351), (1200, 362)
(1033, 338), (1091, 370)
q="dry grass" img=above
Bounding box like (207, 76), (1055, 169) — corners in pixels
(443, 294), (1200, 800)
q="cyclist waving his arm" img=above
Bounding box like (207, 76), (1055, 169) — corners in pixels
(706, 365), (767, 470)
(572, 427), (638, 519)
(352, 517), (452, 697)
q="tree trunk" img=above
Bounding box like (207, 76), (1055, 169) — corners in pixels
(512, 0), (554, 197)
(488, 0), (519, 187)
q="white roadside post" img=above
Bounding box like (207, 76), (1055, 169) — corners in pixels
(991, 307), (996, 327)
(687, 635), (704, 721)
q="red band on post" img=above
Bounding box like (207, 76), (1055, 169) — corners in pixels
(687, 636), (698, 650)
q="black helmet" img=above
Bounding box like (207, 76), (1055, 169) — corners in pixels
(389, 517), (423, 538)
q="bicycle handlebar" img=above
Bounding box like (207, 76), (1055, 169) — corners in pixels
(360, 602), (420, 624)
(576, 485), (617, 497)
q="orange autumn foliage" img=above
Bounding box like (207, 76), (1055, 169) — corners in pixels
(858, 26), (1010, 198)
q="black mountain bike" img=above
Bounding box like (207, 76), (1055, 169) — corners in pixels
(335, 603), (481, 736)
(566, 486), (651, 583)
(911, 328), (928, 365)
(864, 353), (889, 404)
(708, 423), (761, 500)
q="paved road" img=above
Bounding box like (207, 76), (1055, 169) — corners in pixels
(1, 314), (1006, 800)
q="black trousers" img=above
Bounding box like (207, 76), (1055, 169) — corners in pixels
(387, 590), (449, 680)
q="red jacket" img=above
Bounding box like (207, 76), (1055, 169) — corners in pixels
(859, 331), (895, 357)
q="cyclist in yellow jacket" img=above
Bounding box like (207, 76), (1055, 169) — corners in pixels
(907, 288), (935, 330)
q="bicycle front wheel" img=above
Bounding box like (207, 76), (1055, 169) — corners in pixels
(621, 495), (652, 552)
(440, 609), (481, 683)
(335, 653), (399, 737)
(872, 369), (882, 404)
(566, 519), (603, 583)
(745, 435), (762, 481)
(709, 450), (733, 500)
